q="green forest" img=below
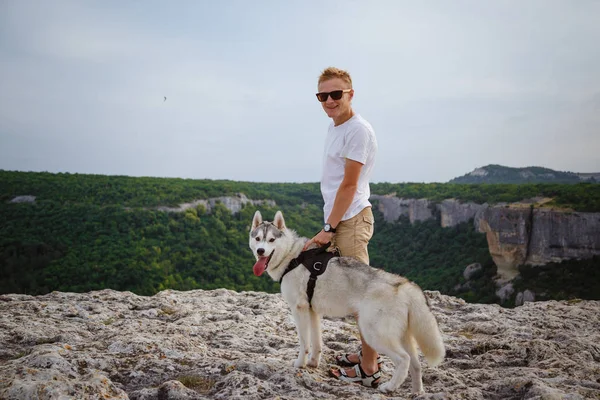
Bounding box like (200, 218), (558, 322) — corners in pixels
(1, 170), (599, 306)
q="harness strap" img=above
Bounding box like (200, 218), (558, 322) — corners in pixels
(306, 275), (319, 307)
(279, 259), (300, 283)
(280, 243), (340, 308)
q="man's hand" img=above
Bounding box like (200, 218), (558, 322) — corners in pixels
(303, 230), (334, 251)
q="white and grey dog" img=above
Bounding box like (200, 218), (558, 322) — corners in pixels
(249, 210), (445, 394)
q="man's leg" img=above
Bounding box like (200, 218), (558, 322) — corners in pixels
(331, 207), (373, 265)
(331, 208), (379, 377)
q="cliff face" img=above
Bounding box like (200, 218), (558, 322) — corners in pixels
(371, 197), (600, 280)
(370, 195), (434, 224)
(438, 199), (486, 228)
(527, 208), (600, 264)
(477, 206), (600, 279)
(477, 207), (532, 280)
(1, 289), (598, 399)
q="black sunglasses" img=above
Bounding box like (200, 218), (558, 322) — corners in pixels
(315, 89), (351, 102)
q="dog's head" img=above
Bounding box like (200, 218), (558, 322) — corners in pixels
(249, 210), (287, 277)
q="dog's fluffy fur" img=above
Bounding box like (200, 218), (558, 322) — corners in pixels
(249, 211), (445, 394)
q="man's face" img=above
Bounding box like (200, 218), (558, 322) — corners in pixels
(317, 77), (354, 121)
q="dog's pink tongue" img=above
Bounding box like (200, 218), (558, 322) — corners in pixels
(253, 257), (267, 276)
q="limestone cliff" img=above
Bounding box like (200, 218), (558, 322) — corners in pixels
(1, 289), (598, 399)
(370, 195), (435, 224)
(438, 199), (486, 228)
(370, 196), (600, 280)
(156, 193), (275, 214)
(478, 205), (600, 279)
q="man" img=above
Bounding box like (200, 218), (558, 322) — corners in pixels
(303, 67), (379, 387)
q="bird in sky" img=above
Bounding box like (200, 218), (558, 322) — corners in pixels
(164, 96), (167, 102)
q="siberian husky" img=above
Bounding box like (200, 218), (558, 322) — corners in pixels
(249, 210), (445, 394)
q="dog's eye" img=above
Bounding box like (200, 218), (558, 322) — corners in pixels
(269, 238), (275, 243)
(255, 237), (261, 241)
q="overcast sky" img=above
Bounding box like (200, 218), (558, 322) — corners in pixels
(1, 1), (599, 183)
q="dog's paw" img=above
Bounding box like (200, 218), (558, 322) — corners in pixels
(306, 357), (320, 368)
(293, 359), (306, 368)
(378, 382), (396, 393)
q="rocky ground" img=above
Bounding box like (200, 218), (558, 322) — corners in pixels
(0, 289), (598, 400)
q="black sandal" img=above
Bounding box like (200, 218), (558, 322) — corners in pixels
(330, 363), (382, 388)
(335, 350), (383, 368)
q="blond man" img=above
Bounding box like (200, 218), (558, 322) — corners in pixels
(303, 67), (379, 387)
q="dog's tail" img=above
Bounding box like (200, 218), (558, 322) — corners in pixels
(407, 285), (445, 367)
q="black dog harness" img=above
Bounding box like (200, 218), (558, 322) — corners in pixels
(279, 243), (340, 308)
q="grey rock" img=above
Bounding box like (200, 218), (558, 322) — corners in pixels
(156, 194), (275, 215)
(438, 199), (487, 228)
(370, 194), (406, 222)
(9, 195), (36, 203)
(463, 263), (482, 280)
(495, 282), (515, 302)
(523, 289), (535, 303)
(371, 195), (434, 223)
(527, 208), (600, 264)
(515, 292), (523, 307)
(515, 290), (536, 307)
(0, 289), (598, 399)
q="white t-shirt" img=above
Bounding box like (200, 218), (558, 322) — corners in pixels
(321, 114), (377, 223)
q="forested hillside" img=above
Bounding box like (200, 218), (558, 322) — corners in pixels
(1, 170), (599, 305)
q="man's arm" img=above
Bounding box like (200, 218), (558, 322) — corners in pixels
(304, 158), (363, 249)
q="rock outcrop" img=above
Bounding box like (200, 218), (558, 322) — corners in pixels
(478, 206), (600, 280)
(463, 263), (482, 280)
(515, 290), (536, 306)
(156, 194), (276, 215)
(9, 196), (36, 204)
(370, 195), (435, 224)
(1, 289), (599, 399)
(370, 196), (600, 280)
(439, 199), (486, 228)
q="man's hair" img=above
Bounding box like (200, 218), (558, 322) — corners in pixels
(318, 67), (352, 88)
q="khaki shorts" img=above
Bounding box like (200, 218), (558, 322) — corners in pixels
(331, 207), (374, 264)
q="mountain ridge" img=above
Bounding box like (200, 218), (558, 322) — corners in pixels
(449, 164), (600, 184)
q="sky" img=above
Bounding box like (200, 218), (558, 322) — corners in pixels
(1, 0), (599, 184)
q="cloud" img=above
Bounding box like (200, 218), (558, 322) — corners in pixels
(1, 0), (599, 183)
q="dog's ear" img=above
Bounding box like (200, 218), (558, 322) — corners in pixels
(252, 210), (263, 229)
(273, 211), (286, 230)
